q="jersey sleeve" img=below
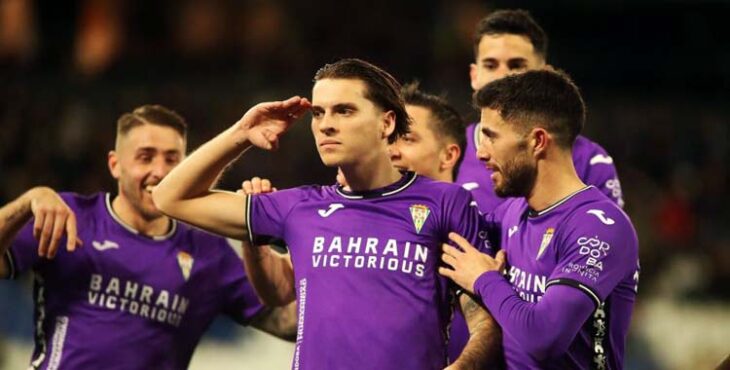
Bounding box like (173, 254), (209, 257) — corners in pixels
(444, 188), (492, 256)
(6, 220), (38, 278)
(576, 146), (625, 208)
(218, 238), (266, 325)
(245, 187), (307, 246)
(546, 206), (638, 307)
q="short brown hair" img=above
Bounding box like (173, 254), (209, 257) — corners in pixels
(116, 105), (187, 147)
(474, 9), (548, 60)
(314, 58), (410, 144)
(401, 82), (466, 178)
(474, 69), (585, 149)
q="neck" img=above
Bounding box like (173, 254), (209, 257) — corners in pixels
(433, 170), (453, 184)
(526, 148), (586, 212)
(341, 149), (402, 191)
(111, 195), (171, 237)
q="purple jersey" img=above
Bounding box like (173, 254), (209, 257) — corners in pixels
(3, 192), (264, 370)
(246, 172), (488, 370)
(476, 186), (639, 369)
(449, 124), (625, 364)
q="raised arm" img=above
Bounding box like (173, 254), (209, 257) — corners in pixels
(152, 97), (311, 239)
(1, 187), (82, 278)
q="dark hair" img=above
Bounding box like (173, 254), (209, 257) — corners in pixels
(473, 69), (585, 149)
(473, 9), (548, 60)
(314, 58), (410, 143)
(401, 82), (466, 178)
(117, 105), (187, 142)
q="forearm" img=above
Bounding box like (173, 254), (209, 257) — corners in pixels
(453, 293), (503, 369)
(251, 301), (298, 342)
(153, 127), (251, 238)
(154, 126), (249, 212)
(474, 272), (594, 360)
(0, 188), (37, 278)
(241, 243), (295, 306)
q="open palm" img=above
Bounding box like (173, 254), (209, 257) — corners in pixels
(237, 96), (311, 150)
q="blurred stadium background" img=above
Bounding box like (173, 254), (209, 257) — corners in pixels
(0, 0), (728, 369)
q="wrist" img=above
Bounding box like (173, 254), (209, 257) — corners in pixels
(473, 270), (504, 299)
(224, 124), (252, 151)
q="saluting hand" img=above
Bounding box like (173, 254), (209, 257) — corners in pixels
(439, 232), (506, 295)
(235, 96), (311, 151)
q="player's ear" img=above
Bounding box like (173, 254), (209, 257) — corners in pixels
(530, 128), (549, 158)
(440, 143), (461, 172)
(108, 150), (121, 179)
(381, 110), (396, 140)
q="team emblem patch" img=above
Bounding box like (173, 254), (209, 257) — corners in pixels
(536, 228), (555, 260)
(409, 204), (431, 234)
(177, 252), (194, 281)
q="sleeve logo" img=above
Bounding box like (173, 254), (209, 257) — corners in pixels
(587, 209), (615, 225)
(589, 154), (614, 165)
(409, 204), (431, 234)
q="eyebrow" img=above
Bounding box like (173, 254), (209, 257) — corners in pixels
(135, 147), (181, 155)
(481, 56), (528, 63)
(482, 126), (497, 137)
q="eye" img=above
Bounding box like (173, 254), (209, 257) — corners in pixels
(401, 135), (416, 143)
(483, 61), (498, 71)
(335, 106), (354, 116)
(312, 110), (323, 119)
(137, 155), (152, 163)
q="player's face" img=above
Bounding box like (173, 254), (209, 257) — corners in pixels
(110, 124), (186, 220)
(477, 108), (536, 197)
(311, 78), (394, 167)
(470, 34), (545, 91)
(389, 105), (445, 181)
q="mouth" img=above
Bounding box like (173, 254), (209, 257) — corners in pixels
(144, 184), (157, 194)
(392, 164), (409, 172)
(319, 139), (341, 148)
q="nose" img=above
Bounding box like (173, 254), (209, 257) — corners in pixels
(388, 144), (401, 161)
(151, 157), (172, 179)
(316, 112), (337, 134)
(476, 140), (491, 163)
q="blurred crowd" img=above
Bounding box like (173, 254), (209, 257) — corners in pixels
(0, 0), (728, 368)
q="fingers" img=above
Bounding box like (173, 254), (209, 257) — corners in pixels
(441, 249), (458, 268)
(47, 211), (69, 258)
(438, 266), (455, 279)
(495, 250), (507, 272)
(37, 213), (54, 257)
(442, 243), (462, 259)
(448, 232), (475, 252)
(66, 213), (79, 252)
(242, 180), (254, 195)
(33, 210), (45, 240)
(241, 178), (275, 195)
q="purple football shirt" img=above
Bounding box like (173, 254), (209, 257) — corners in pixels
(246, 172), (489, 370)
(475, 186), (639, 369)
(449, 123), (626, 364)
(4, 192), (264, 370)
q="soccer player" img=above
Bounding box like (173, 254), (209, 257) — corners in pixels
(389, 82), (466, 183)
(440, 69), (640, 370)
(0, 105), (296, 369)
(153, 58), (501, 369)
(458, 9), (624, 212)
